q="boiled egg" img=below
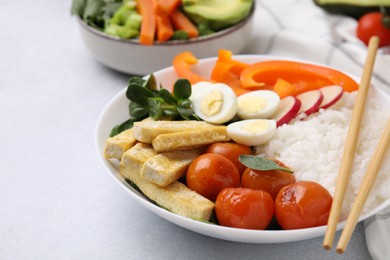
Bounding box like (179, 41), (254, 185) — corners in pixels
(237, 90), (280, 119)
(190, 81), (238, 124)
(227, 119), (276, 146)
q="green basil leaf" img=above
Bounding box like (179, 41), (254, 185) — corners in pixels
(147, 98), (163, 120)
(109, 118), (136, 137)
(126, 84), (154, 105)
(159, 89), (178, 105)
(238, 155), (293, 173)
(173, 79), (192, 100)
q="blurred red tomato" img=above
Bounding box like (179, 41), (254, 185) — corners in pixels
(241, 159), (295, 200)
(186, 153), (240, 201)
(215, 187), (274, 230)
(357, 12), (390, 47)
(275, 181), (332, 230)
(206, 142), (253, 175)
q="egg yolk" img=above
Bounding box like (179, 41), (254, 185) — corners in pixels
(238, 96), (268, 114)
(241, 120), (269, 134)
(200, 90), (223, 116)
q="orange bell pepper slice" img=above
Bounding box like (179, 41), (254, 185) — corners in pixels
(210, 50), (252, 96)
(272, 78), (296, 98)
(240, 60), (359, 95)
(172, 52), (207, 84)
(216, 49), (249, 75)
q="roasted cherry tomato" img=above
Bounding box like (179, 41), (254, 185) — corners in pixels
(241, 159), (295, 200)
(357, 12), (390, 47)
(206, 142), (253, 175)
(275, 181), (332, 230)
(186, 153), (240, 201)
(215, 187), (274, 230)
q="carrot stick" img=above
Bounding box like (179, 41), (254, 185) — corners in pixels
(137, 0), (156, 45)
(156, 15), (174, 43)
(170, 9), (199, 38)
(155, 0), (181, 16)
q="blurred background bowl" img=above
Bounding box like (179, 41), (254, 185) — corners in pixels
(76, 5), (255, 76)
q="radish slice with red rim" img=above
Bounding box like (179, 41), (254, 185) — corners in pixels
(273, 96), (302, 127)
(319, 85), (344, 109)
(296, 90), (323, 117)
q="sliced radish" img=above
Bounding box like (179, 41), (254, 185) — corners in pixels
(273, 96), (302, 127)
(296, 90), (323, 117)
(319, 85), (344, 109)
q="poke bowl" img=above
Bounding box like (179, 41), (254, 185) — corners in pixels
(95, 53), (390, 243)
(72, 0), (255, 75)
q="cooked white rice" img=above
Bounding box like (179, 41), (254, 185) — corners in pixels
(256, 91), (390, 220)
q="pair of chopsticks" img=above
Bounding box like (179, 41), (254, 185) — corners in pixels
(323, 36), (390, 253)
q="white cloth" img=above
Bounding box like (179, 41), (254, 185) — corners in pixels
(245, 1), (390, 259)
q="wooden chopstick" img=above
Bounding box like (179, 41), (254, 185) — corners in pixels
(323, 36), (380, 250)
(336, 118), (390, 253)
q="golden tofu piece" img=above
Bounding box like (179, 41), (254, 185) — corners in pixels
(120, 143), (214, 221)
(152, 126), (230, 153)
(132, 120), (215, 143)
(104, 129), (137, 160)
(142, 148), (204, 187)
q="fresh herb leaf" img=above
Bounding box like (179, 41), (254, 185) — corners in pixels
(129, 102), (149, 118)
(173, 79), (192, 100)
(147, 98), (163, 120)
(110, 74), (199, 137)
(238, 155), (293, 173)
(128, 76), (145, 86)
(102, 1), (122, 25)
(159, 89), (178, 105)
(109, 118), (136, 137)
(179, 99), (192, 107)
(83, 0), (104, 22)
(177, 106), (194, 118)
(126, 83), (155, 105)
(71, 0), (87, 16)
(125, 179), (143, 194)
(162, 107), (179, 118)
(144, 74), (157, 91)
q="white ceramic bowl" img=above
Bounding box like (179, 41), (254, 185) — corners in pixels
(95, 55), (390, 244)
(76, 6), (255, 75)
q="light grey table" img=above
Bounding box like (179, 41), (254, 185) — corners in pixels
(0, 1), (372, 259)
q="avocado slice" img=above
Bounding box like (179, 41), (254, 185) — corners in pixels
(315, 0), (390, 19)
(182, 0), (254, 31)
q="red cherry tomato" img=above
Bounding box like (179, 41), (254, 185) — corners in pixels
(215, 188), (274, 230)
(206, 142), (253, 175)
(275, 181), (332, 230)
(186, 153), (240, 201)
(357, 12), (390, 47)
(241, 159), (295, 200)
